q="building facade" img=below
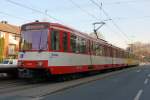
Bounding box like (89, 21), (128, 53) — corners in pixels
(0, 21), (20, 62)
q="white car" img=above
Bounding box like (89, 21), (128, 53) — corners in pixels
(0, 59), (18, 69)
(0, 59), (18, 77)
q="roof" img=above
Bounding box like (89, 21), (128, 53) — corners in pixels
(0, 22), (20, 34)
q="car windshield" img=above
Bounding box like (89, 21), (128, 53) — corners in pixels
(2, 61), (9, 64)
(20, 29), (48, 51)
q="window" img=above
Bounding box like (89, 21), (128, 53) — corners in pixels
(95, 43), (99, 56)
(99, 45), (103, 56)
(63, 32), (68, 52)
(101, 46), (105, 56)
(113, 49), (115, 57)
(107, 47), (110, 57)
(76, 37), (80, 53)
(51, 30), (60, 51)
(70, 34), (76, 53)
(90, 41), (93, 54)
(108, 47), (111, 57)
(0, 32), (4, 38)
(116, 50), (118, 58)
(104, 46), (107, 56)
(93, 42), (96, 54)
(86, 40), (90, 53)
(81, 38), (86, 53)
(8, 44), (16, 55)
(12, 34), (17, 40)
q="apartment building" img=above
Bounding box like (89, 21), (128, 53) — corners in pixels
(0, 21), (20, 62)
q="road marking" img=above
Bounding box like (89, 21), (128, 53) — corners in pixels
(144, 78), (149, 85)
(134, 89), (143, 100)
(148, 74), (150, 77)
(31, 97), (43, 100)
(136, 70), (141, 72)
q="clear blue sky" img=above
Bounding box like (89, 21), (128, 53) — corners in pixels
(0, 0), (150, 48)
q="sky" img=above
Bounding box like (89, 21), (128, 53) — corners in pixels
(0, 0), (150, 49)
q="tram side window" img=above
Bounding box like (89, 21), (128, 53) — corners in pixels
(91, 42), (93, 54)
(76, 37), (80, 53)
(51, 30), (60, 51)
(63, 32), (68, 52)
(107, 47), (110, 57)
(93, 42), (96, 55)
(102, 46), (105, 56)
(115, 50), (118, 57)
(113, 49), (117, 58)
(86, 40), (90, 53)
(99, 45), (103, 56)
(95, 43), (99, 56)
(104, 46), (107, 56)
(81, 38), (86, 53)
(70, 34), (77, 53)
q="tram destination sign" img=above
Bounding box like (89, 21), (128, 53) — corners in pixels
(22, 24), (48, 30)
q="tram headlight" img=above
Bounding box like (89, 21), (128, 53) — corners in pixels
(37, 61), (43, 67)
(18, 61), (22, 66)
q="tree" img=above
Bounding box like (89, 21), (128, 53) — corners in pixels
(0, 37), (4, 63)
(126, 42), (150, 62)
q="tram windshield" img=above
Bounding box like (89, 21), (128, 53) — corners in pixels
(20, 29), (48, 51)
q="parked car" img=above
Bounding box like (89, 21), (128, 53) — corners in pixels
(0, 59), (18, 78)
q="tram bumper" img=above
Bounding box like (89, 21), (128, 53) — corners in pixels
(18, 68), (34, 78)
(18, 60), (49, 78)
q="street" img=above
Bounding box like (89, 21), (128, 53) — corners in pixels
(43, 65), (150, 100)
(0, 65), (149, 100)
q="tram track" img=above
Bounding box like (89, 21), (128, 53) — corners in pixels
(0, 80), (29, 89)
(0, 81), (51, 95)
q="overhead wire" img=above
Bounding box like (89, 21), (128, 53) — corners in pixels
(103, 0), (150, 5)
(68, 0), (99, 20)
(0, 11), (30, 34)
(112, 16), (150, 21)
(68, 0), (129, 44)
(0, 11), (27, 21)
(89, 0), (131, 42)
(5, 0), (65, 24)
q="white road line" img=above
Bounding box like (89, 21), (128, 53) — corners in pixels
(144, 78), (149, 85)
(31, 97), (43, 100)
(136, 70), (141, 72)
(134, 89), (143, 100)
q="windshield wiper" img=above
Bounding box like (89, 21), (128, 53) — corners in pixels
(38, 30), (43, 52)
(38, 30), (48, 53)
(38, 41), (48, 53)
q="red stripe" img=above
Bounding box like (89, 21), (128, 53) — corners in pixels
(18, 60), (48, 68)
(49, 64), (127, 75)
(18, 60), (129, 75)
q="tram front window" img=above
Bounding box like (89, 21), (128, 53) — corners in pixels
(20, 29), (48, 51)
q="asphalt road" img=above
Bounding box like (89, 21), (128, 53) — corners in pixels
(43, 65), (150, 100)
(0, 65), (150, 100)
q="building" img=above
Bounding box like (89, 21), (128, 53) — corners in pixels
(0, 21), (20, 62)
